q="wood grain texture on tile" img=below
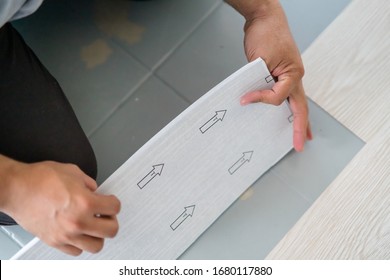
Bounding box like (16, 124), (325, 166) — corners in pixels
(267, 0), (390, 259)
(302, 0), (390, 142)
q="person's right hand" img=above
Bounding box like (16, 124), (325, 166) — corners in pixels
(227, 0), (312, 151)
(2, 160), (121, 256)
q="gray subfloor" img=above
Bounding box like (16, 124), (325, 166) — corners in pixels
(1, 0), (357, 259)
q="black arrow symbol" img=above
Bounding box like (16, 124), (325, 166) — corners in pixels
(228, 151), (254, 175)
(199, 110), (227, 134)
(170, 205), (195, 231)
(137, 164), (164, 189)
(288, 113), (294, 123)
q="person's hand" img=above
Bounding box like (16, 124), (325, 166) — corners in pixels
(237, 1), (312, 151)
(2, 159), (121, 256)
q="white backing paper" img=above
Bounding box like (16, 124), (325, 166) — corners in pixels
(13, 58), (293, 259)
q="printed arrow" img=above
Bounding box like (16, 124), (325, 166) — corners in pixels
(137, 164), (164, 189)
(170, 205), (196, 231)
(288, 113), (294, 123)
(228, 151), (254, 175)
(199, 110), (227, 134)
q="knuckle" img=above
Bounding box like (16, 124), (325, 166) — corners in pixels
(67, 163), (82, 173)
(45, 235), (60, 248)
(70, 249), (82, 257)
(50, 232), (74, 251)
(296, 65), (305, 78)
(76, 195), (94, 212)
(109, 222), (120, 238)
(296, 103), (309, 117)
(245, 47), (257, 62)
(63, 212), (86, 233)
(61, 245), (83, 256)
(113, 196), (121, 214)
(269, 96), (285, 106)
(67, 218), (84, 233)
(274, 98), (285, 106)
(255, 96), (263, 103)
(91, 240), (104, 254)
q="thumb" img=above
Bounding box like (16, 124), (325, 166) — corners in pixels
(240, 74), (294, 106)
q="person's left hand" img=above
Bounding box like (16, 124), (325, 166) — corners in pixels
(239, 2), (312, 151)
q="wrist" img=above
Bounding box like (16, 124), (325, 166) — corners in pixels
(226, 0), (281, 21)
(0, 155), (24, 214)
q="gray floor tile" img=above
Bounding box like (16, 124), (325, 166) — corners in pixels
(156, 3), (247, 103)
(0, 231), (20, 260)
(67, 0), (222, 70)
(1, 226), (34, 247)
(179, 171), (311, 259)
(271, 100), (364, 202)
(90, 76), (189, 184)
(280, 0), (352, 52)
(13, 0), (149, 136)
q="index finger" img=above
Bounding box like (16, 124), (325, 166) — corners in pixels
(288, 82), (311, 151)
(90, 193), (121, 217)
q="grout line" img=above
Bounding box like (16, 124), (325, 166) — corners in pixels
(109, 1), (223, 73)
(150, 1), (224, 107)
(151, 1), (223, 72)
(154, 74), (192, 104)
(268, 169), (314, 204)
(87, 71), (153, 138)
(151, 1), (223, 105)
(87, 1), (223, 138)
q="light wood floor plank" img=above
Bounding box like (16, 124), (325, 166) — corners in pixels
(267, 0), (390, 259)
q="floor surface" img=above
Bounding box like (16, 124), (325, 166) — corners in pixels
(1, 0), (356, 259)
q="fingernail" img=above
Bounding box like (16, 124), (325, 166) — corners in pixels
(240, 99), (248, 105)
(294, 144), (304, 152)
(294, 133), (305, 152)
